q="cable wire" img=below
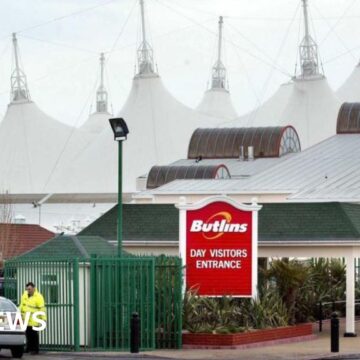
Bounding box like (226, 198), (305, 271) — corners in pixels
(318, 0), (357, 46)
(226, 21), (288, 74)
(323, 45), (360, 64)
(154, 0), (292, 77)
(220, 1), (300, 127)
(18, 34), (98, 55)
(312, 1), (357, 62)
(41, 75), (99, 192)
(41, 0), (137, 191)
(8, 0), (121, 37)
(245, 1), (300, 126)
(105, 0), (138, 60)
(226, 27), (261, 108)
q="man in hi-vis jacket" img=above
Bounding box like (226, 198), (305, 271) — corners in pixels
(19, 282), (46, 355)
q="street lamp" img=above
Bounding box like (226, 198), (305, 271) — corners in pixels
(109, 118), (129, 256)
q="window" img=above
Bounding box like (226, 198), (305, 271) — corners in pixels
(279, 127), (301, 156)
(41, 274), (58, 304)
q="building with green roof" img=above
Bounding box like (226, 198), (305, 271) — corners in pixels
(15, 235), (116, 260)
(79, 202), (360, 256)
(78, 200), (360, 336)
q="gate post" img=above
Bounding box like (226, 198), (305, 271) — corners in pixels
(176, 258), (183, 349)
(331, 312), (339, 353)
(130, 312), (140, 353)
(73, 258), (80, 351)
(89, 255), (97, 348)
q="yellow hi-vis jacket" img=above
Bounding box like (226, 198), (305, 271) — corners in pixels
(19, 289), (47, 327)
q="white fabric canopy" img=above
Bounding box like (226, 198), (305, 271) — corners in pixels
(0, 100), (87, 194)
(225, 81), (294, 127)
(46, 74), (223, 194)
(224, 77), (340, 149)
(336, 64), (360, 102)
(197, 88), (238, 120)
(279, 77), (340, 149)
(80, 111), (112, 135)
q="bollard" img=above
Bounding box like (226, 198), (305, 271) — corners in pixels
(331, 312), (339, 353)
(130, 312), (140, 353)
(318, 302), (323, 332)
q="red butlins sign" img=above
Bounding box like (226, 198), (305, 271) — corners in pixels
(177, 196), (261, 297)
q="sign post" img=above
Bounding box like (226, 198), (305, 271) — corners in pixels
(176, 196), (261, 297)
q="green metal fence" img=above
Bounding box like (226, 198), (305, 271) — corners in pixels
(3, 255), (182, 351)
(154, 256), (182, 349)
(90, 256), (155, 350)
(4, 259), (78, 351)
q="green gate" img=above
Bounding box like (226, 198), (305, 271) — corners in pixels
(90, 256), (155, 350)
(154, 256), (182, 349)
(3, 255), (182, 351)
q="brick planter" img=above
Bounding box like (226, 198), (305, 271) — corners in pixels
(183, 323), (313, 349)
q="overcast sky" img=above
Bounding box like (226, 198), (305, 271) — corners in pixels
(0, 0), (359, 126)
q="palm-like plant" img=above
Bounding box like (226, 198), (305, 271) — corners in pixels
(183, 258), (349, 332)
(183, 287), (288, 333)
(265, 258), (309, 324)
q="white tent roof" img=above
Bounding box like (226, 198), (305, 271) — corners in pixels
(278, 77), (340, 149)
(0, 33), (89, 194)
(80, 111), (112, 134)
(46, 1), (227, 195)
(336, 63), (360, 102)
(46, 73), (223, 194)
(197, 88), (237, 120)
(196, 17), (237, 120)
(224, 1), (340, 149)
(80, 53), (112, 135)
(225, 76), (340, 149)
(0, 100), (85, 194)
(228, 81), (294, 127)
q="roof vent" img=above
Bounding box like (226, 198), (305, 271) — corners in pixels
(239, 146), (244, 161)
(248, 146), (254, 161)
(14, 214), (26, 224)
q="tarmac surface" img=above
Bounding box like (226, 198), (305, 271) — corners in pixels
(1, 320), (360, 360)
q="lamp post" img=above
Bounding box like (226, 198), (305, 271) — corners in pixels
(109, 118), (129, 257)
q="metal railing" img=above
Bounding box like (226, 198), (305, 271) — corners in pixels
(317, 299), (360, 332)
(3, 255), (183, 351)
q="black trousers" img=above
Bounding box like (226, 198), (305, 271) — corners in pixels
(25, 326), (39, 352)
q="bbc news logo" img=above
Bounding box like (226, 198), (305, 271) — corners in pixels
(0, 312), (46, 331)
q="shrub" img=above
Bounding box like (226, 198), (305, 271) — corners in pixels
(183, 287), (288, 334)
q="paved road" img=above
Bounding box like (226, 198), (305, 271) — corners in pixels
(0, 351), (174, 360)
(2, 320), (360, 360)
(1, 350), (360, 360)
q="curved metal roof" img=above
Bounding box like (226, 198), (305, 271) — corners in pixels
(187, 126), (301, 159)
(337, 102), (360, 134)
(146, 164), (230, 189)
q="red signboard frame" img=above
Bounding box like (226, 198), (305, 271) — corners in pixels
(177, 196), (261, 297)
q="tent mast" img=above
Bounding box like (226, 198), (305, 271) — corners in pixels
(96, 53), (108, 113)
(298, 0), (322, 78)
(211, 16), (227, 90)
(11, 33), (30, 102)
(137, 0), (155, 75)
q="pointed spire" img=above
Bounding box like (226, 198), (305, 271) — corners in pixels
(298, 0), (322, 78)
(137, 0), (155, 75)
(10, 33), (30, 102)
(96, 53), (108, 113)
(210, 16), (227, 90)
